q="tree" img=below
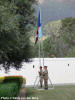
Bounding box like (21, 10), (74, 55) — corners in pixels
(43, 17), (75, 57)
(0, 0), (36, 71)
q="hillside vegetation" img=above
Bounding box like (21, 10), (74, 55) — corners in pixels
(44, 17), (75, 57)
(33, 17), (75, 57)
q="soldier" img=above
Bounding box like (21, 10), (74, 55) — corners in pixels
(39, 66), (43, 88)
(43, 66), (48, 90)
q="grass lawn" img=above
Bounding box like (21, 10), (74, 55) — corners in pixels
(26, 85), (75, 100)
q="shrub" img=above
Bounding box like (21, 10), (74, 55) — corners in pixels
(3, 76), (26, 88)
(0, 76), (26, 98)
(0, 82), (19, 97)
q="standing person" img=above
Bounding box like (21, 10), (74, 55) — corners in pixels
(39, 66), (43, 88)
(43, 66), (48, 90)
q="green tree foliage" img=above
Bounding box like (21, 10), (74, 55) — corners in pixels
(43, 17), (75, 57)
(0, 0), (36, 71)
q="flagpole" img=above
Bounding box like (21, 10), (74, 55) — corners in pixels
(38, 0), (44, 68)
(39, 38), (41, 67)
(38, 1), (41, 67)
(42, 36), (44, 67)
(39, 5), (44, 68)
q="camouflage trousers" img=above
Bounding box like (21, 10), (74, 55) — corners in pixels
(40, 77), (43, 87)
(44, 79), (48, 89)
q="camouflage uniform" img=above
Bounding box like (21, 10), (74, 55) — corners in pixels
(43, 69), (48, 89)
(39, 70), (43, 87)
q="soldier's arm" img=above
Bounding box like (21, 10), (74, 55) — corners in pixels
(43, 70), (48, 75)
(39, 71), (41, 76)
(43, 71), (45, 76)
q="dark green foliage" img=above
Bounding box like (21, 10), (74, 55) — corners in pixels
(0, 0), (36, 71)
(60, 18), (75, 46)
(0, 82), (19, 98)
(0, 76), (24, 98)
(3, 76), (23, 89)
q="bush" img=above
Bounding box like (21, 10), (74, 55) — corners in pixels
(3, 76), (23, 88)
(0, 76), (26, 98)
(0, 82), (19, 97)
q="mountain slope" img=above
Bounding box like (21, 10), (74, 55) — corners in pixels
(43, 17), (75, 57)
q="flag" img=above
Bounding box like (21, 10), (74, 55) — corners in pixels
(35, 10), (42, 44)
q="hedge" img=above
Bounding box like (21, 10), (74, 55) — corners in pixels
(3, 76), (24, 89)
(0, 76), (26, 99)
(0, 82), (19, 97)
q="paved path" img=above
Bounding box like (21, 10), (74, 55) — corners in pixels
(17, 87), (26, 100)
